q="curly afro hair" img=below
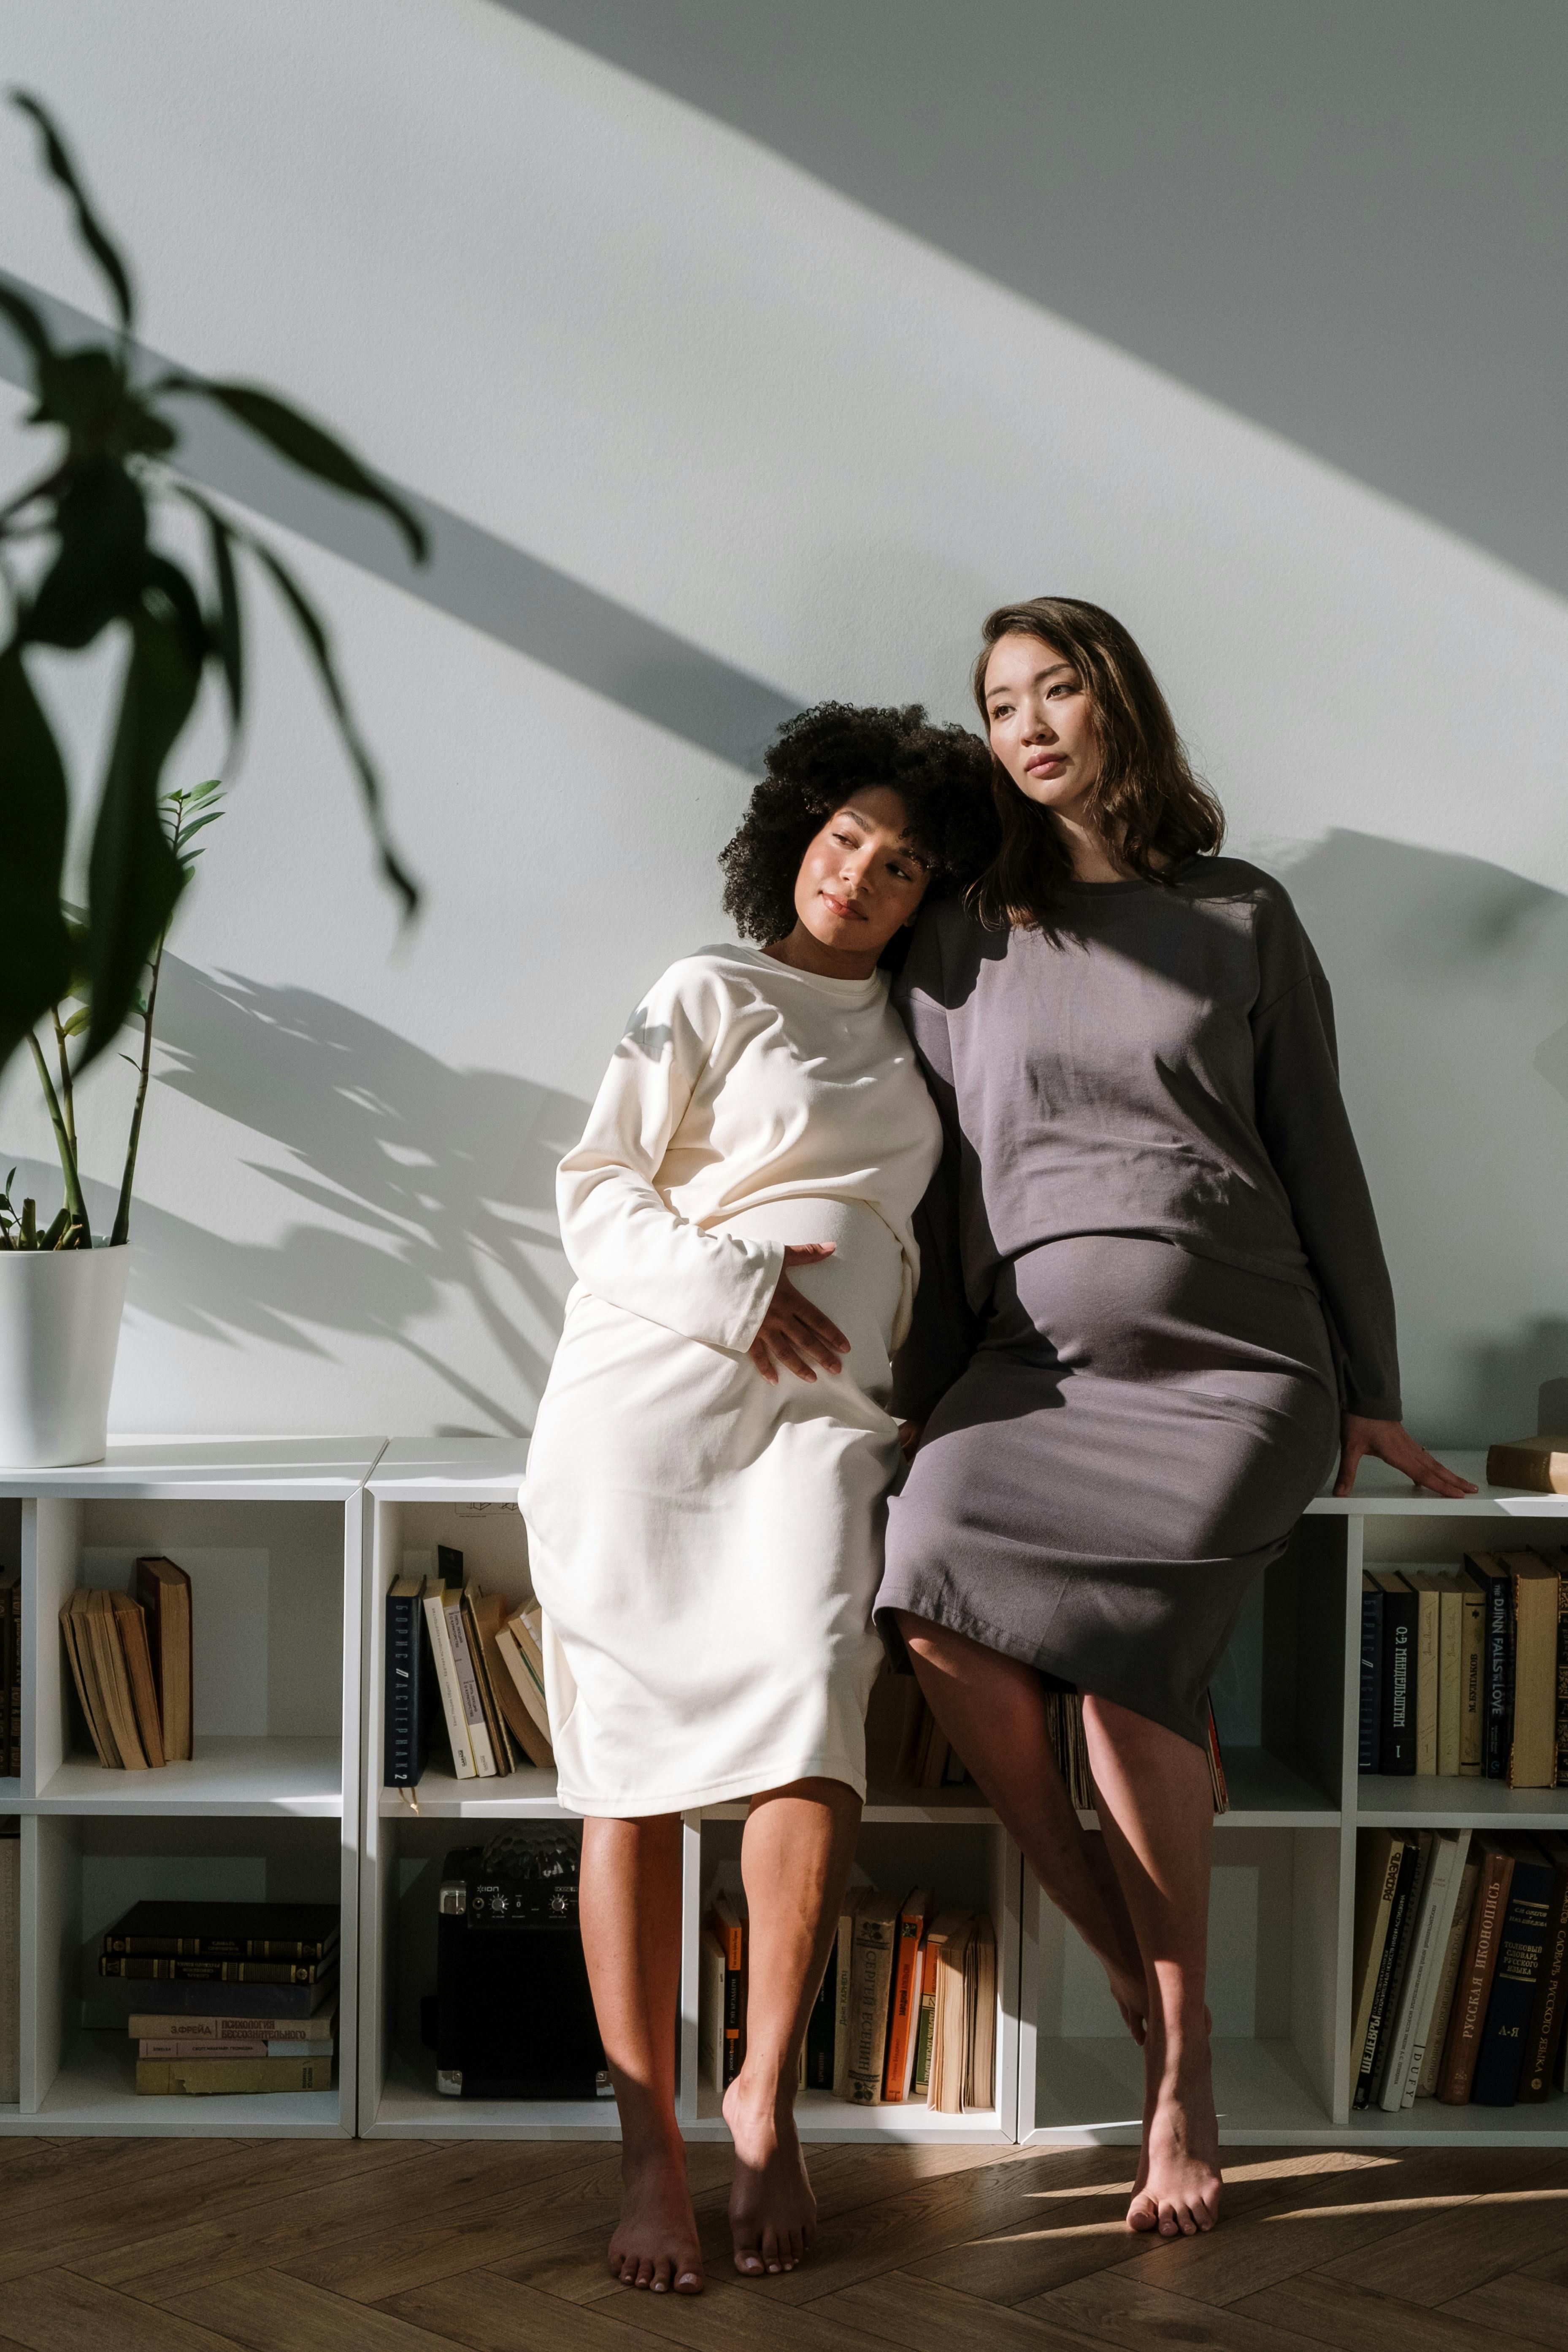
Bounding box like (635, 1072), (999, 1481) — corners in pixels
(719, 702), (995, 958)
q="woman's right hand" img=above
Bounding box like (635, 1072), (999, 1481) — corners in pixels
(749, 1245), (851, 1385)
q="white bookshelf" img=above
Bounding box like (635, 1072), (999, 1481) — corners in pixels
(0, 1438), (381, 2138)
(1019, 1451), (1568, 2149)
(4, 1439), (1562, 2149)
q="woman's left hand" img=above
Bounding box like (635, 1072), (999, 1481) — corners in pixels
(1334, 1416), (1477, 1499)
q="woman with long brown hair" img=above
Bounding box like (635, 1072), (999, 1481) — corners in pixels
(876, 597), (1471, 2236)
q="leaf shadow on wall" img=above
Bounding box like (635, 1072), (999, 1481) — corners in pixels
(107, 959), (588, 1436)
(1280, 830), (1568, 1442)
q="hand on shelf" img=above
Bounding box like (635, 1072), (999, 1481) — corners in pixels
(1333, 1416), (1478, 1499)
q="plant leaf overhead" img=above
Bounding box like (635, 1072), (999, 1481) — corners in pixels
(0, 646), (73, 1069)
(10, 89), (134, 330)
(161, 376), (428, 564)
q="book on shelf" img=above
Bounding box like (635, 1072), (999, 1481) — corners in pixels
(1368, 1571), (1419, 1775)
(697, 1925), (727, 2099)
(1518, 1832), (1568, 2103)
(422, 1576), (476, 1779)
(844, 1892), (901, 2104)
(1471, 1840), (1557, 2106)
(1459, 1573), (1486, 1776)
(108, 1970), (338, 2021)
(1485, 1434), (1568, 1494)
(111, 1593), (165, 1769)
(1437, 1843), (1515, 2102)
(137, 2035), (335, 2058)
(1382, 1828), (1470, 2110)
(489, 1608), (554, 1771)
(384, 1573), (434, 1788)
(59, 1568), (193, 1773)
(1464, 1554), (1514, 1782)
(1417, 1853), (1481, 2098)
(1399, 1571), (1443, 1776)
(1358, 1574), (1383, 1773)
(831, 1888), (865, 2098)
(962, 1910), (997, 2112)
(1348, 1829), (1406, 2103)
(0, 1818), (17, 2105)
(926, 1910), (976, 2116)
(127, 2006), (335, 2041)
(1368, 1830), (1431, 2107)
(881, 1888), (930, 2102)
(1, 1565), (19, 1780)
(911, 1925), (940, 2101)
(1552, 1547), (1568, 1786)
(1498, 1552), (1560, 1789)
(135, 2052), (333, 2096)
(438, 1543), (465, 1588)
(102, 1901), (338, 1962)
(465, 1589), (532, 1776)
(444, 1588), (496, 1777)
(711, 1887), (747, 2089)
(133, 1555), (192, 1762)
(100, 1954), (330, 1985)
(803, 1924), (838, 2092)
(1354, 1832), (1418, 2106)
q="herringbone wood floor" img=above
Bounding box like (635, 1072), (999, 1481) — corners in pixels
(0, 2134), (1565, 2350)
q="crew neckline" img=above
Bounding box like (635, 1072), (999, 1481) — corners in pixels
(728, 942), (888, 1001)
(1057, 854), (1198, 896)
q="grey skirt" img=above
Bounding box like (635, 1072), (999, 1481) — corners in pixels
(875, 1234), (1341, 1748)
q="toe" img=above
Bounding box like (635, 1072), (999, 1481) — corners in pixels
(733, 2244), (764, 2277)
(761, 2224), (783, 2274)
(1158, 2201), (1181, 2236)
(674, 2266), (704, 2295)
(1127, 2196), (1158, 2233)
(652, 2258), (673, 2293)
(635, 2257), (656, 2287)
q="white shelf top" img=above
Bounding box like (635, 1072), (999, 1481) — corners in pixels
(378, 1765), (562, 1818)
(369, 1437), (531, 1500)
(1356, 1773), (1568, 1830)
(33, 1737), (343, 1816)
(25, 2030), (344, 2138)
(1307, 1450), (1568, 1516)
(0, 1436), (386, 1501)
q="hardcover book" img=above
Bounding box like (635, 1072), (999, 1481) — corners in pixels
(844, 1892), (901, 2104)
(1370, 1572), (1419, 1774)
(1498, 1552), (1560, 1789)
(1471, 1841), (1556, 2106)
(1517, 1832), (1568, 2103)
(1464, 1554), (1514, 1782)
(102, 1902), (338, 1961)
(384, 1573), (433, 1788)
(1358, 1574), (1383, 1773)
(1438, 1844), (1515, 2102)
(133, 1555), (192, 1762)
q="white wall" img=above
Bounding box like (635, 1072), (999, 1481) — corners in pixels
(0, 0), (1564, 1444)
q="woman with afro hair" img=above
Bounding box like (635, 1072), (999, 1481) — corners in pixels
(522, 703), (992, 2299)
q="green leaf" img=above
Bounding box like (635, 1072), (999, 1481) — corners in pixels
(80, 595), (201, 1068)
(246, 535), (419, 917)
(0, 278), (52, 363)
(0, 646), (73, 1074)
(186, 490), (243, 731)
(59, 1007), (90, 1038)
(10, 92), (134, 330)
(163, 377), (427, 564)
(24, 458), (146, 648)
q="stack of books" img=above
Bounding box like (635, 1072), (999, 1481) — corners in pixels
(1359, 1549), (1568, 1784)
(1350, 1829), (1568, 2111)
(700, 1878), (997, 2115)
(97, 1901), (338, 2095)
(59, 1556), (192, 1771)
(384, 1545), (553, 1791)
(1, 1565), (18, 1778)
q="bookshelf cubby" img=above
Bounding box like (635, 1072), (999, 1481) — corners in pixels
(1019, 1452), (1568, 2149)
(0, 1440), (380, 2137)
(3, 1439), (1563, 2145)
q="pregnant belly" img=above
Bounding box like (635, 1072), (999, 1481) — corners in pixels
(717, 1198), (904, 1402)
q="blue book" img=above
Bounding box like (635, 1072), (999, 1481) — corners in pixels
(1472, 1843), (1555, 2106)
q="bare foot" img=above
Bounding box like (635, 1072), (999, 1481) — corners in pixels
(723, 2069), (816, 2276)
(607, 2141), (704, 2293)
(1126, 2034), (1222, 2236)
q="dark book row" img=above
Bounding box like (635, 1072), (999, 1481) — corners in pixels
(1359, 1548), (1568, 1784)
(1351, 1828), (1568, 2112)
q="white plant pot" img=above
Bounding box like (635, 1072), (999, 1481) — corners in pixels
(0, 1242), (129, 1467)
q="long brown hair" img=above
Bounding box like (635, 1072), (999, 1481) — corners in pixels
(968, 596), (1224, 930)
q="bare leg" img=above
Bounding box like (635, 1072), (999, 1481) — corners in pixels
(578, 1814), (704, 2293)
(896, 1614), (1146, 2038)
(724, 1776), (861, 2278)
(1081, 1695), (1222, 2237)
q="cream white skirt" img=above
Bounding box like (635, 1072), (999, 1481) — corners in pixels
(521, 1197), (903, 1814)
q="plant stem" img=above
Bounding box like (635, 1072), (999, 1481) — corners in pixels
(52, 1006), (76, 1165)
(111, 916), (167, 1249)
(27, 1029), (88, 1241)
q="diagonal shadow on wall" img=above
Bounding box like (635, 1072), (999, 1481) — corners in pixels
(0, 270), (803, 773)
(5, 959), (592, 1435)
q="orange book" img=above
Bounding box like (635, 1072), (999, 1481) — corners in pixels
(881, 1888), (930, 2101)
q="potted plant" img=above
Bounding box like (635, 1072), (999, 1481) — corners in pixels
(0, 93), (426, 1463)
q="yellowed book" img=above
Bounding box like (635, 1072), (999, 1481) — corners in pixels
(1499, 1552), (1561, 1788)
(1400, 1572), (1443, 1777)
(1487, 1435), (1568, 1495)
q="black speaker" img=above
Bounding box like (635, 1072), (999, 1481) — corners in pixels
(430, 1830), (609, 2101)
